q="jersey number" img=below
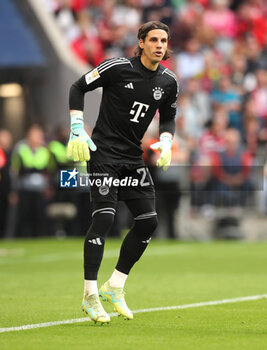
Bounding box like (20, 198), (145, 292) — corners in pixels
(130, 101), (149, 123)
(136, 167), (152, 187)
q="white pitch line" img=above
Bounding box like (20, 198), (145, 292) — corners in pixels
(0, 294), (266, 334)
(132, 294), (267, 314)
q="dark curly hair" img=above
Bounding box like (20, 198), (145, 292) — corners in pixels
(134, 21), (171, 61)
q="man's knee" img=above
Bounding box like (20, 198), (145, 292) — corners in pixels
(145, 215), (158, 233)
(87, 207), (116, 238)
(133, 212), (158, 241)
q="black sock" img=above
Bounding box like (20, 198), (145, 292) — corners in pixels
(116, 215), (157, 274)
(84, 211), (114, 280)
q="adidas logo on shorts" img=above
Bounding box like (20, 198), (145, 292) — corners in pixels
(88, 238), (102, 245)
(141, 238), (151, 244)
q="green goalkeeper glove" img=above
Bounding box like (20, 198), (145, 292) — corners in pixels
(150, 133), (172, 171)
(67, 111), (97, 162)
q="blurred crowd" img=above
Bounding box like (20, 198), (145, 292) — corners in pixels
(0, 125), (93, 238)
(1, 0), (267, 239)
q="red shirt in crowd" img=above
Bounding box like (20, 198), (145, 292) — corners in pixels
(237, 9), (267, 47)
(0, 147), (6, 168)
(211, 149), (252, 184)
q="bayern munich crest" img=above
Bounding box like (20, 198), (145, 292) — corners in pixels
(153, 87), (164, 100)
(99, 185), (109, 196)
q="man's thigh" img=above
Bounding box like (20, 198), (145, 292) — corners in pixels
(88, 162), (155, 203)
(88, 162), (119, 203)
(118, 164), (155, 202)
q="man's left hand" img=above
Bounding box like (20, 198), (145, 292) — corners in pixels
(150, 133), (172, 171)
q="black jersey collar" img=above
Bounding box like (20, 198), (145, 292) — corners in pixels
(137, 56), (160, 76)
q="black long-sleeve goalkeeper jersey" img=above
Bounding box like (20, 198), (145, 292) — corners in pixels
(69, 56), (179, 163)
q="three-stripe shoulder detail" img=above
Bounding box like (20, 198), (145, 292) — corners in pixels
(162, 68), (179, 95)
(97, 58), (133, 74)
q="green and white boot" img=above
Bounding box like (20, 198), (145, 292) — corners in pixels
(82, 294), (110, 324)
(99, 281), (133, 320)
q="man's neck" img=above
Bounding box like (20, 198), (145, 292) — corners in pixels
(140, 56), (159, 71)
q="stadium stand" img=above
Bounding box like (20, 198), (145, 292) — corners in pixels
(0, 0), (45, 68)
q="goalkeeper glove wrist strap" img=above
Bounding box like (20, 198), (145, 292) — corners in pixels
(70, 111), (84, 131)
(160, 133), (172, 148)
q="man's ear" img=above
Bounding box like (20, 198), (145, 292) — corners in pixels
(139, 39), (144, 49)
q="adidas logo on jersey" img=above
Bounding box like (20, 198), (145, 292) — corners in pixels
(88, 238), (102, 245)
(124, 82), (134, 89)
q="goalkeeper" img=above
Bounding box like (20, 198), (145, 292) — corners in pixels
(67, 21), (178, 324)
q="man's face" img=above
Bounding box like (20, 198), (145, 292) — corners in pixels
(139, 29), (168, 64)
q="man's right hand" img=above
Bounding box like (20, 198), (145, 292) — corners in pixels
(67, 111), (97, 162)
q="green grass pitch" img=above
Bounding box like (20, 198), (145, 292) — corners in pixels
(0, 238), (266, 350)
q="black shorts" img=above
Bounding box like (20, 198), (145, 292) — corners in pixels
(87, 162), (155, 203)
